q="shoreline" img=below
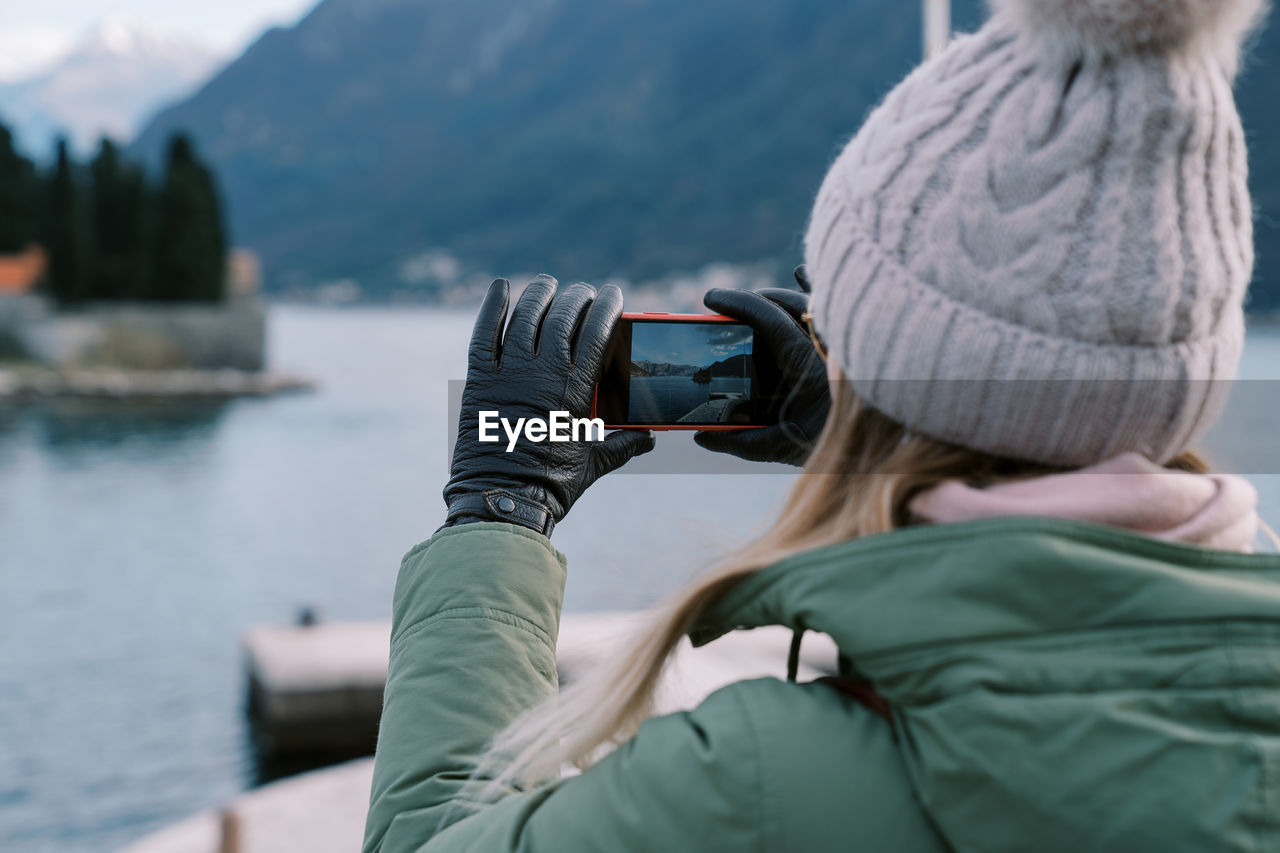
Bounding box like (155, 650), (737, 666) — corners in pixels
(0, 366), (316, 402)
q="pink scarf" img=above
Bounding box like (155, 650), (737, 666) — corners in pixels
(910, 453), (1260, 553)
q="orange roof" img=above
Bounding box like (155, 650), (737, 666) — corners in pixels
(0, 245), (46, 295)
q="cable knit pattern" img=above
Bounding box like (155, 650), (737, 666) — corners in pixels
(805, 0), (1262, 466)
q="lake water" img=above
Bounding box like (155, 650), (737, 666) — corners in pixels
(1, 307), (1278, 853)
(629, 375), (752, 423)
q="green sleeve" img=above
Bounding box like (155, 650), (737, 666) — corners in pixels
(362, 521), (765, 853)
(418, 687), (764, 852)
(362, 522), (568, 853)
(411, 677), (944, 853)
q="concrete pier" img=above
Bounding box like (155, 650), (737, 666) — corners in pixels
(243, 613), (837, 758)
(118, 759), (374, 853)
(243, 621), (390, 756)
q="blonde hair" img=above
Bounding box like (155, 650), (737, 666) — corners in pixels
(475, 380), (1211, 794)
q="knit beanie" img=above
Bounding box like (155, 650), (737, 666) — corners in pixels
(805, 0), (1266, 466)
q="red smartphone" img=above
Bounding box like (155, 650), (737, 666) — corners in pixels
(591, 312), (783, 430)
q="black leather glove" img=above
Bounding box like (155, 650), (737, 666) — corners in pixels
(444, 275), (655, 536)
(694, 266), (830, 466)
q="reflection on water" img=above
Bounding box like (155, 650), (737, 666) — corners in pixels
(9, 400), (231, 452)
(629, 376), (751, 423)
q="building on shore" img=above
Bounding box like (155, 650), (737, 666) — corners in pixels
(0, 247), (268, 371)
(0, 245), (47, 297)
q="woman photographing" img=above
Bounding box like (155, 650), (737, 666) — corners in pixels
(365, 0), (1280, 849)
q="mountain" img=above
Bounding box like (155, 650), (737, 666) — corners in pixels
(0, 20), (220, 157)
(131, 0), (1280, 311)
(132, 0), (991, 296)
(1237, 17), (1280, 313)
(692, 353), (753, 383)
(632, 360), (701, 378)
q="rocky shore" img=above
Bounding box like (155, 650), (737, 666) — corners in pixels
(0, 366), (315, 401)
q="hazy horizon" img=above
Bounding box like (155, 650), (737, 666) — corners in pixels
(0, 0), (317, 82)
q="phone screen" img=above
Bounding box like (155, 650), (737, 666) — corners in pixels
(594, 315), (781, 428)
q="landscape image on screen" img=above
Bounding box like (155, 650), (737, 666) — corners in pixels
(627, 322), (753, 424)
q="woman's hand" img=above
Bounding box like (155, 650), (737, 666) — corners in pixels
(695, 266), (831, 466)
(443, 275), (655, 536)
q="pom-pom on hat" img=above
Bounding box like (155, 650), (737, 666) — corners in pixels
(994, 0), (1267, 72)
(804, 0), (1268, 466)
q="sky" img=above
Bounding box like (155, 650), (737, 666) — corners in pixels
(0, 0), (319, 81)
(631, 322), (753, 367)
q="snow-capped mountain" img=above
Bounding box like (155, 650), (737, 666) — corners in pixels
(0, 19), (221, 157)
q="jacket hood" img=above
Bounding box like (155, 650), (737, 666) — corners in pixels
(691, 517), (1280, 851)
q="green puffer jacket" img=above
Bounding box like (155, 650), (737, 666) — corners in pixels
(363, 518), (1280, 852)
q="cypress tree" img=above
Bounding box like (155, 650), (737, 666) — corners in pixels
(90, 139), (125, 299)
(46, 139), (92, 305)
(90, 138), (152, 300)
(118, 163), (153, 300)
(197, 158), (228, 301)
(0, 124), (38, 253)
(154, 134), (226, 301)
